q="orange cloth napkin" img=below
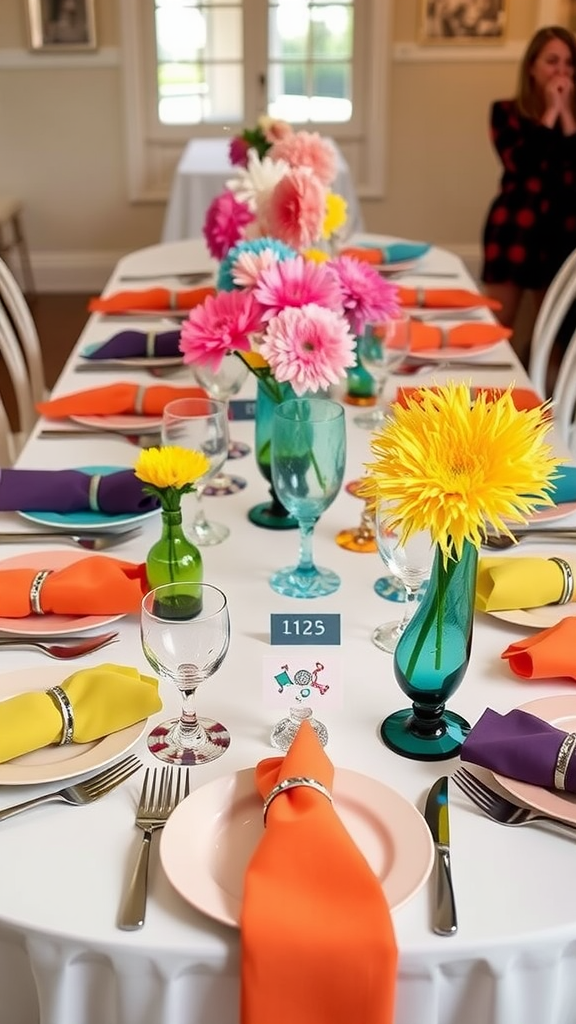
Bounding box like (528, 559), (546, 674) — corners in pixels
(240, 721), (397, 1024)
(88, 285), (215, 314)
(502, 618), (576, 680)
(398, 319), (513, 352)
(395, 385), (543, 412)
(397, 286), (501, 310)
(0, 556), (147, 617)
(36, 383), (207, 419)
(339, 246), (385, 265)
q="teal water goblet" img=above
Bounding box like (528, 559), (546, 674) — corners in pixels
(270, 398), (346, 598)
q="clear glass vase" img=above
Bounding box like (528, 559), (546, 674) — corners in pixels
(145, 508), (203, 590)
(247, 379), (298, 530)
(380, 539), (478, 761)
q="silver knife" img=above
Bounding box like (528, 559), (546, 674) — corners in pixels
(424, 777), (457, 936)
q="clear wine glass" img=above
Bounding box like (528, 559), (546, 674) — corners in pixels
(354, 312), (411, 429)
(270, 397), (346, 598)
(161, 396), (230, 546)
(192, 353), (250, 495)
(372, 497), (434, 653)
(141, 582), (230, 765)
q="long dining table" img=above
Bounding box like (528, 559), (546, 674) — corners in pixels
(1, 235), (576, 1024)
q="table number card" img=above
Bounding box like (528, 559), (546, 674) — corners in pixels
(265, 613), (343, 709)
(228, 398), (256, 421)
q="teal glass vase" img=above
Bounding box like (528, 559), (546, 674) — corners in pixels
(343, 336), (377, 407)
(248, 379), (298, 529)
(146, 508), (203, 592)
(380, 539), (477, 761)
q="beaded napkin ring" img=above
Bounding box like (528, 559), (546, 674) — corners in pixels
(549, 557), (574, 605)
(45, 686), (75, 745)
(554, 732), (576, 790)
(29, 569), (53, 614)
(262, 776), (333, 825)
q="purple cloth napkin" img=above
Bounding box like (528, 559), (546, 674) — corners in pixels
(461, 707), (576, 791)
(0, 468), (160, 515)
(86, 330), (182, 360)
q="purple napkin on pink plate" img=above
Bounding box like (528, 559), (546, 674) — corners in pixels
(85, 330), (182, 360)
(460, 707), (576, 791)
(0, 468), (160, 515)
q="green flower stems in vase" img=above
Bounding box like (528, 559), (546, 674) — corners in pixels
(248, 378), (298, 530)
(380, 538), (477, 761)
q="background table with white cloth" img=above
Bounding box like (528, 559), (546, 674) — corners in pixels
(1, 237), (576, 1024)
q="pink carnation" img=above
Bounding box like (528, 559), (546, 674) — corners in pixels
(260, 303), (356, 395)
(269, 131), (337, 187)
(203, 191), (255, 260)
(253, 254), (342, 321)
(179, 289), (262, 372)
(329, 256), (400, 335)
(229, 136), (251, 168)
(261, 169), (325, 250)
(263, 118), (293, 144)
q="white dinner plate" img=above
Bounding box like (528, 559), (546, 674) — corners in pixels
(526, 500), (576, 524)
(0, 665), (146, 786)
(160, 766), (434, 927)
(492, 695), (576, 824)
(406, 344), (498, 362)
(0, 550), (126, 637)
(69, 414), (163, 432)
(80, 341), (183, 369)
(377, 258), (421, 275)
(18, 465), (160, 532)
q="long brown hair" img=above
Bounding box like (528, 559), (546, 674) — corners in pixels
(517, 25), (576, 119)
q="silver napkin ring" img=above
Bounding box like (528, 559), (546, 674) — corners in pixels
(88, 474), (103, 512)
(146, 330), (157, 358)
(415, 286), (425, 307)
(549, 557), (574, 605)
(46, 686), (75, 745)
(134, 385), (146, 415)
(262, 776), (333, 825)
(29, 569), (53, 615)
(554, 732), (576, 790)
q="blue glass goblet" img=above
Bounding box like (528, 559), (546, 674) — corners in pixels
(270, 398), (346, 598)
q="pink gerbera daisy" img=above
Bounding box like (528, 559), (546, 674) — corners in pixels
(203, 191), (255, 260)
(229, 136), (251, 168)
(269, 131), (337, 187)
(330, 256), (400, 335)
(253, 254), (342, 321)
(259, 303), (356, 395)
(179, 290), (262, 371)
(231, 248), (283, 289)
(262, 169), (326, 250)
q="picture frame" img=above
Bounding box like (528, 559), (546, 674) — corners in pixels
(26, 0), (97, 53)
(419, 0), (508, 45)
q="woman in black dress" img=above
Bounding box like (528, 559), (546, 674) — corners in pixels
(481, 26), (576, 331)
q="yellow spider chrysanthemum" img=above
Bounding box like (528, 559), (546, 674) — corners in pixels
(134, 445), (209, 510)
(322, 192), (347, 239)
(362, 382), (562, 563)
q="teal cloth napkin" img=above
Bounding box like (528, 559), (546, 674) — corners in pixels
(547, 466), (576, 505)
(357, 241), (431, 263)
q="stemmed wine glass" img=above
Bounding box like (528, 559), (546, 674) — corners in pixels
(141, 582), (231, 765)
(372, 497), (434, 653)
(270, 397), (346, 598)
(354, 312), (411, 429)
(192, 353), (250, 495)
(162, 396), (230, 546)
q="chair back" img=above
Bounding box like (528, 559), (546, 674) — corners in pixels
(0, 256), (46, 403)
(552, 326), (576, 457)
(528, 248), (576, 397)
(0, 301), (37, 459)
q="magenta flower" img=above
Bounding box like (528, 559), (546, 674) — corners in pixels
(269, 131), (337, 187)
(261, 169), (326, 250)
(253, 254), (341, 321)
(259, 304), (356, 395)
(203, 191), (255, 260)
(179, 290), (262, 371)
(229, 136), (251, 168)
(330, 256), (400, 335)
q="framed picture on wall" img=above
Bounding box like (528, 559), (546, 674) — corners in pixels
(26, 0), (97, 52)
(419, 0), (508, 44)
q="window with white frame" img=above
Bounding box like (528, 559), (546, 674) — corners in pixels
(119, 0), (389, 202)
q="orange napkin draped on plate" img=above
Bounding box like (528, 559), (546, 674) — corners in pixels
(88, 285), (215, 314)
(36, 383), (208, 419)
(402, 319), (513, 352)
(502, 618), (576, 680)
(395, 385), (543, 412)
(0, 556), (147, 617)
(397, 286), (501, 310)
(240, 721), (397, 1024)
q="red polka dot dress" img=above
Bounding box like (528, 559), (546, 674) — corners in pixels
(481, 99), (576, 289)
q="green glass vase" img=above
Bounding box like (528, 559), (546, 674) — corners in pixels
(380, 539), (477, 761)
(343, 336), (377, 407)
(248, 379), (298, 529)
(146, 508), (203, 591)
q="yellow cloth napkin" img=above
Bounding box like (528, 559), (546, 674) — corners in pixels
(476, 557), (576, 612)
(0, 663), (161, 763)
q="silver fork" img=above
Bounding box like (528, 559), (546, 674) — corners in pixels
(0, 631), (119, 659)
(452, 766), (576, 838)
(0, 528), (142, 551)
(117, 766), (191, 930)
(0, 754), (141, 823)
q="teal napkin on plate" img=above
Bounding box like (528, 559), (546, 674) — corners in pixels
(356, 241), (431, 263)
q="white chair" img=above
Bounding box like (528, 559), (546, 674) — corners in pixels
(552, 326), (576, 457)
(0, 196), (35, 295)
(0, 256), (47, 403)
(528, 247), (576, 398)
(0, 390), (15, 465)
(0, 301), (37, 461)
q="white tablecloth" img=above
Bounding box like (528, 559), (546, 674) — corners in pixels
(1, 237), (576, 1024)
(161, 137), (364, 242)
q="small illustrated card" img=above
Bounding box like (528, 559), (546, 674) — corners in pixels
(262, 651), (343, 711)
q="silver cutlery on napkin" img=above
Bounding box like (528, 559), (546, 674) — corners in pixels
(0, 529), (142, 551)
(424, 777), (458, 936)
(482, 528), (576, 550)
(0, 755), (141, 823)
(394, 359), (514, 375)
(0, 631), (119, 660)
(118, 766), (190, 931)
(452, 767), (576, 839)
(75, 359), (184, 373)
